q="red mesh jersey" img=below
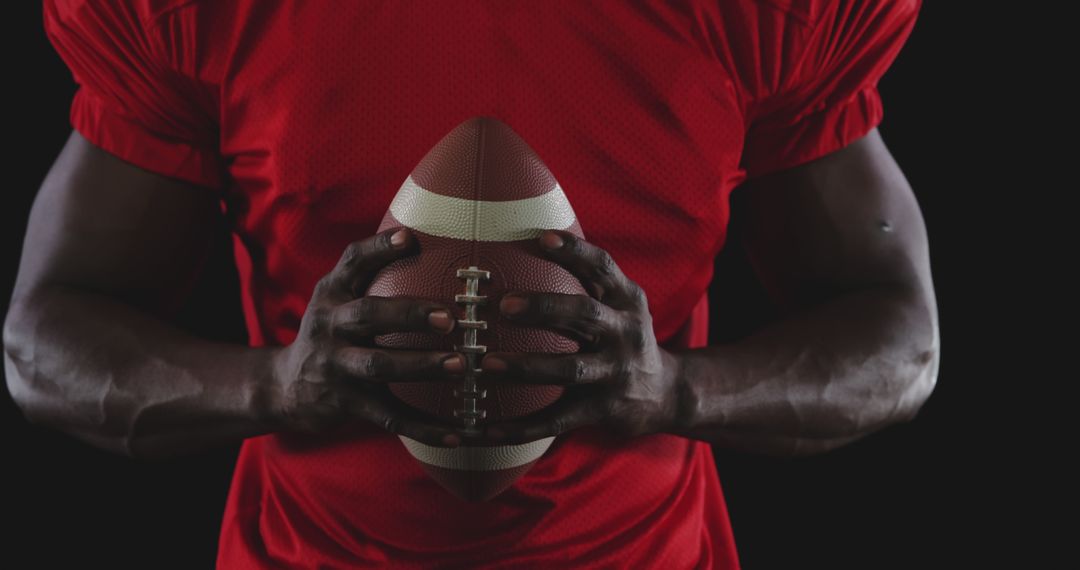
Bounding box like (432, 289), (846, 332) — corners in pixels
(44, 1), (920, 567)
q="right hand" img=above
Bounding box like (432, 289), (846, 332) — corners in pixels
(263, 227), (470, 448)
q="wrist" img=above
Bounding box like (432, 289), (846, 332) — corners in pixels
(250, 344), (286, 432)
(665, 348), (698, 436)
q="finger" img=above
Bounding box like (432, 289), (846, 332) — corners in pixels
(478, 351), (621, 386)
(315, 227), (416, 304)
(536, 229), (646, 310)
(477, 391), (603, 446)
(498, 291), (622, 349)
(330, 296), (457, 341)
(353, 388), (470, 448)
(331, 346), (467, 383)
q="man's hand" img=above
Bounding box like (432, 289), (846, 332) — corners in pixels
(466, 229), (684, 447)
(266, 227), (471, 448)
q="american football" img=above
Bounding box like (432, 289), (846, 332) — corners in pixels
(363, 116), (588, 502)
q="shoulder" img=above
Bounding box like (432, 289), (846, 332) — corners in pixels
(740, 0), (920, 29)
(721, 0), (922, 84)
(46, 0), (200, 27)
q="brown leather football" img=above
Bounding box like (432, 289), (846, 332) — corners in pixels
(363, 116), (587, 502)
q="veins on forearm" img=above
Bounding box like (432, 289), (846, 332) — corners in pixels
(670, 286), (936, 451)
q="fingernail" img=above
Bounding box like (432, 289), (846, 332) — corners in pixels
(442, 354), (464, 373)
(390, 229), (409, 248)
(443, 434), (461, 447)
(500, 295), (528, 315)
(482, 356), (506, 372)
(428, 310), (454, 332)
(540, 231), (564, 250)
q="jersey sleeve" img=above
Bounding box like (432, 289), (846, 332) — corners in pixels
(43, 0), (226, 189)
(738, 0), (921, 179)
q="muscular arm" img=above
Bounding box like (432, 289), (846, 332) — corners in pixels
(670, 128), (940, 456)
(3, 131), (277, 460)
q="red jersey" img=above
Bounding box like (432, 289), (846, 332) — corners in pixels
(44, 1), (920, 567)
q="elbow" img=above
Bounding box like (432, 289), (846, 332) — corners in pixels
(892, 343), (940, 426)
(789, 337), (939, 458)
(4, 300), (135, 460)
(897, 287), (941, 425)
(4, 353), (40, 427)
(3, 297), (67, 430)
(3, 302), (44, 426)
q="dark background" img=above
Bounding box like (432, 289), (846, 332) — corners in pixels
(5, 3), (1030, 568)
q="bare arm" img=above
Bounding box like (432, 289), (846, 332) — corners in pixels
(4, 131), (480, 459)
(670, 128), (941, 456)
(3, 131), (277, 459)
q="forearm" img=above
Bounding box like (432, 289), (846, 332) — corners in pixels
(669, 285), (938, 455)
(3, 285), (280, 460)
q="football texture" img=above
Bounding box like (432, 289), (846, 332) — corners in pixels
(364, 116), (587, 502)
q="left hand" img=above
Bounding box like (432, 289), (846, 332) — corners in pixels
(457, 229), (684, 447)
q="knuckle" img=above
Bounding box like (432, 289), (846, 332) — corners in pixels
(568, 357), (587, 384)
(582, 297), (604, 323)
(317, 348), (338, 379)
(308, 305), (332, 339)
(313, 275), (335, 298)
(352, 296), (378, 323)
(400, 351), (428, 377)
(595, 250), (617, 277)
(342, 240), (366, 266)
(409, 300), (436, 329)
(536, 294), (557, 318)
(377, 229), (398, 252)
(368, 234), (390, 257)
(428, 351), (451, 372)
(602, 397), (619, 420)
(566, 234), (587, 257)
(363, 350), (394, 380)
(629, 282), (647, 305)
(550, 417), (566, 437)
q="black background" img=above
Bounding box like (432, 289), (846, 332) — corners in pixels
(5, 2), (1031, 568)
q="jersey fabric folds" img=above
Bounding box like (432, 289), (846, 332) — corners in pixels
(44, 1), (920, 568)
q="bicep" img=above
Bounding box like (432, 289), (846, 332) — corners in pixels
(12, 130), (223, 318)
(732, 127), (935, 313)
